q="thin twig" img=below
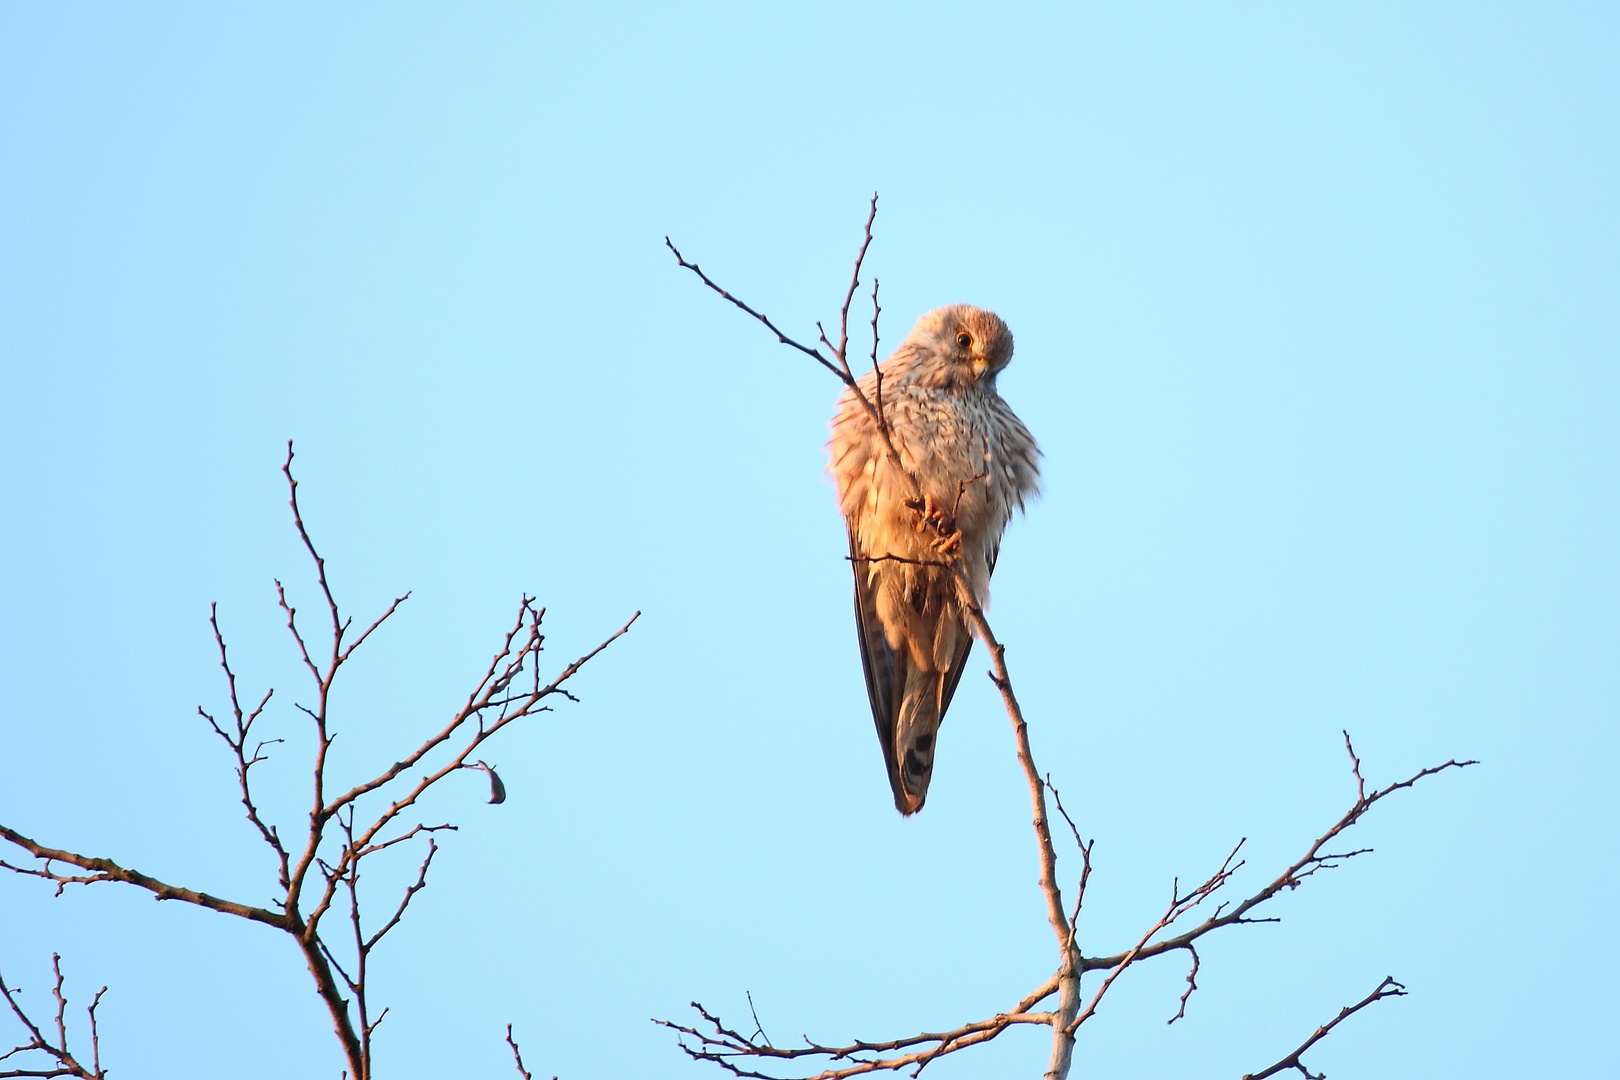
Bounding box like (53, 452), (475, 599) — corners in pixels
(1044, 775), (1094, 963)
(663, 238), (843, 380)
(505, 1024), (533, 1080)
(658, 998), (1054, 1080)
(1078, 744), (1476, 974)
(868, 277), (885, 436)
(1241, 977), (1407, 1080)
(0, 955), (107, 1080)
(1169, 946), (1200, 1024)
(1067, 842), (1247, 1035)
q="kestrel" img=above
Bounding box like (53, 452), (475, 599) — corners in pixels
(828, 305), (1041, 815)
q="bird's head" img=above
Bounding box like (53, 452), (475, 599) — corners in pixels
(904, 304), (1014, 387)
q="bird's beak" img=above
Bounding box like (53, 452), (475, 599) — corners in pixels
(971, 357), (989, 381)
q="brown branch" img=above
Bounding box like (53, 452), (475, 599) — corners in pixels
(1078, 739), (1476, 975)
(506, 1024), (531, 1079)
(1067, 842), (1247, 1035)
(283, 441), (345, 661)
(658, 994), (1055, 1080)
(1241, 977), (1407, 1080)
(0, 825), (286, 927)
(202, 603), (289, 886)
(663, 238), (844, 380)
(0, 955), (107, 1080)
(364, 836), (441, 952)
(843, 554), (952, 569)
(657, 737), (1444, 1080)
(322, 603), (638, 822)
(271, 445), (636, 1080)
(868, 278), (885, 437)
(4, 445), (639, 1080)
(1169, 946), (1201, 1024)
(321, 812), (446, 1068)
(303, 608), (641, 939)
(1044, 775), (1094, 965)
(942, 590), (1080, 1079)
(828, 194), (879, 378)
(505, 1024), (555, 1080)
(668, 196), (922, 518)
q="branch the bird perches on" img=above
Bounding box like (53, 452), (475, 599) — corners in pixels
(660, 197), (1474, 1080)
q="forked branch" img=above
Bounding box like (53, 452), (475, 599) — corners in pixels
(659, 988), (1058, 1080)
(0, 446), (637, 1080)
(1241, 977), (1407, 1080)
(0, 955), (106, 1080)
(1076, 734), (1476, 977)
(656, 736), (1466, 1080)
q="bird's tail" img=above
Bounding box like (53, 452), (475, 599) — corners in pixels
(892, 667), (943, 815)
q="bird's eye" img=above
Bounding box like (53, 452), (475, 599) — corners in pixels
(955, 332), (972, 348)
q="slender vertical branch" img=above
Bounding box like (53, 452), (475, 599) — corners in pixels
(201, 603), (289, 886)
(869, 277), (886, 437)
(0, 955), (107, 1080)
(506, 1024), (551, 1080)
(834, 194), (880, 372)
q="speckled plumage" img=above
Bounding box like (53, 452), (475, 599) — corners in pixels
(828, 304), (1040, 815)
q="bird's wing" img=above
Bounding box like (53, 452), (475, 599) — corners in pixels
(848, 527), (909, 805)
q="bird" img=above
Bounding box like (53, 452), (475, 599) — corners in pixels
(828, 304), (1041, 815)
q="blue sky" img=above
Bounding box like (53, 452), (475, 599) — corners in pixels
(1, 3), (1614, 1077)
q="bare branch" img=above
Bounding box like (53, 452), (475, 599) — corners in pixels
(1079, 746), (1476, 974)
(282, 440), (344, 664)
(1044, 775), (1094, 964)
(364, 838), (440, 952)
(322, 604), (639, 822)
(668, 199), (924, 518)
(1241, 977), (1407, 1080)
(844, 554), (952, 569)
(658, 995), (1054, 1080)
(506, 1024), (554, 1080)
(1068, 842), (1247, 1035)
(663, 237), (844, 380)
(0, 825), (285, 927)
(3, 444), (639, 1080)
(868, 277), (885, 436)
(834, 195), (880, 373)
(0, 956), (107, 1080)
(1169, 946), (1200, 1025)
(746, 992), (772, 1048)
(306, 610), (641, 933)
(340, 592), (411, 665)
(203, 603), (290, 885)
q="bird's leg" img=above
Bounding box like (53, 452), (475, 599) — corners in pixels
(930, 458), (989, 557)
(905, 493), (962, 555)
(905, 493), (941, 533)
